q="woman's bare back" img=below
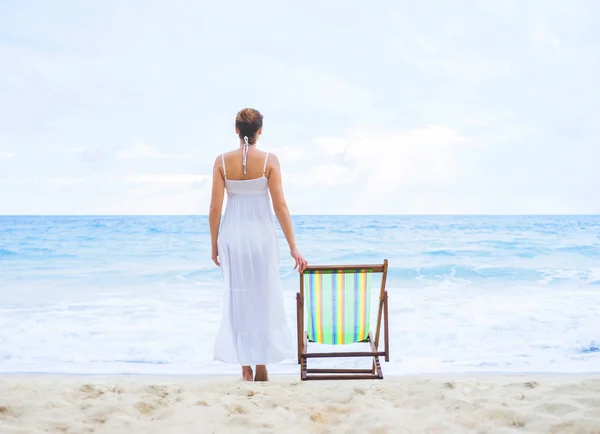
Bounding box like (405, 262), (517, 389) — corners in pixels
(219, 147), (271, 181)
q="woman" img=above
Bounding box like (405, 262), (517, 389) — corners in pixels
(209, 108), (308, 381)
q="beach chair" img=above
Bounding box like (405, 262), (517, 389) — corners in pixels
(296, 259), (390, 380)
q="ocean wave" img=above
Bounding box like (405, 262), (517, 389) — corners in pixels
(424, 249), (494, 257)
(0, 248), (17, 257)
(557, 246), (600, 257)
(22, 247), (56, 254)
(578, 342), (599, 354)
(426, 249), (456, 257)
(329, 228), (356, 234)
(0, 247), (77, 259)
(182, 268), (223, 280)
(385, 265), (552, 283)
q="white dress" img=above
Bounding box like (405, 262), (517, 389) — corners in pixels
(213, 149), (295, 365)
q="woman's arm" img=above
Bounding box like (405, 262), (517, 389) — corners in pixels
(268, 154), (296, 249)
(268, 154), (307, 272)
(209, 155), (225, 266)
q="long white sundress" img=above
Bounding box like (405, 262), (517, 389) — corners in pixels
(213, 146), (295, 365)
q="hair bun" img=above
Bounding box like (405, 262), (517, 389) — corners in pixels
(235, 108), (263, 145)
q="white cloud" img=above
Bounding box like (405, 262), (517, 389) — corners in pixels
(76, 146), (118, 165)
(322, 125), (468, 178)
(47, 178), (87, 186)
(260, 63), (375, 114)
(303, 125), (472, 213)
(532, 23), (561, 53)
(461, 114), (490, 127)
(314, 138), (349, 156)
(0, 177), (86, 186)
(118, 174), (209, 185)
(393, 37), (511, 84)
(288, 163), (355, 188)
(74, 143), (193, 164)
(0, 179), (38, 185)
(117, 142), (193, 160)
(0, 151), (15, 159)
(434, 57), (511, 82)
(267, 146), (304, 163)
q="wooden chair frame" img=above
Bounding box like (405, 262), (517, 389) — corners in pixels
(296, 259), (389, 380)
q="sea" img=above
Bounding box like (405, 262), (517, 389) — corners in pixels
(1, 215), (599, 376)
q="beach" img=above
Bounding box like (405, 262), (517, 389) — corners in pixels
(2, 216), (600, 432)
(1, 374), (599, 433)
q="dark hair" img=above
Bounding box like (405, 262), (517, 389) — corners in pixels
(235, 108), (263, 145)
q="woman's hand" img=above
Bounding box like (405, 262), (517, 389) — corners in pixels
(290, 247), (307, 273)
(212, 244), (220, 267)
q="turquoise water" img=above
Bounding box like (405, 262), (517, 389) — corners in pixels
(1, 215), (599, 375)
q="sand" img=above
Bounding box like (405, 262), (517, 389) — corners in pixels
(1, 374), (599, 433)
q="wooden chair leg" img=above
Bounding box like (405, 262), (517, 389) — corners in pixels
(301, 332), (308, 380)
(369, 332), (384, 379)
(384, 290), (390, 362)
(296, 293), (301, 364)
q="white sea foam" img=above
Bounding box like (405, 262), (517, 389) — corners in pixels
(1, 281), (598, 376)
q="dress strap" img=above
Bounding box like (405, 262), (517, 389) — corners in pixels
(221, 153), (227, 179)
(263, 152), (270, 175)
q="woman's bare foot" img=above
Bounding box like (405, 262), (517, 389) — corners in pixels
(254, 365), (268, 381)
(242, 366), (253, 381)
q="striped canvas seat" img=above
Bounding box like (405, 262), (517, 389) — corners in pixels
(304, 269), (372, 345)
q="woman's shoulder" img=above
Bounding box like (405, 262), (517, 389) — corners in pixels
(267, 151), (279, 163)
(214, 149), (237, 163)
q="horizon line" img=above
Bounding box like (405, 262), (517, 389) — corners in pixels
(1, 213), (599, 217)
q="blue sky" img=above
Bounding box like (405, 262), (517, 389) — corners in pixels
(0, 0), (598, 215)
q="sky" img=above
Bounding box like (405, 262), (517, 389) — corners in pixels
(0, 0), (598, 215)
